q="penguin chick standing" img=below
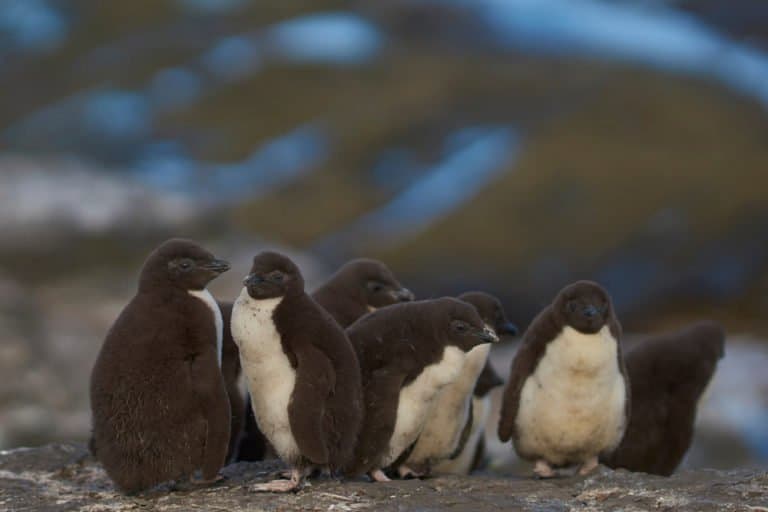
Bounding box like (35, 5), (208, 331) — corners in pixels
(430, 292), (516, 475)
(90, 239), (231, 494)
(406, 292), (516, 476)
(312, 258), (414, 328)
(231, 251), (363, 492)
(345, 298), (499, 482)
(235, 257), (414, 462)
(498, 281), (629, 478)
(602, 321), (725, 475)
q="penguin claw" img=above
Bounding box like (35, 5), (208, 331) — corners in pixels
(369, 469), (391, 482)
(578, 456), (599, 476)
(251, 479), (301, 493)
(533, 460), (557, 479)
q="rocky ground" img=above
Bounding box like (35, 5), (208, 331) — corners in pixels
(0, 443), (766, 512)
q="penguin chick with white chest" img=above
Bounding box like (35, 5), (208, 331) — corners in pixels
(498, 281), (629, 478)
(405, 292), (515, 476)
(344, 298), (499, 482)
(90, 239), (231, 494)
(231, 251), (363, 492)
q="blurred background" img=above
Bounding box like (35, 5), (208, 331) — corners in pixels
(0, 0), (767, 472)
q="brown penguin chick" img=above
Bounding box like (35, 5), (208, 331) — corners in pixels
(430, 292), (516, 475)
(498, 281), (629, 478)
(601, 321), (725, 476)
(236, 258), (413, 462)
(231, 251), (363, 492)
(89, 239), (231, 494)
(312, 258), (414, 328)
(408, 292), (516, 476)
(344, 298), (499, 482)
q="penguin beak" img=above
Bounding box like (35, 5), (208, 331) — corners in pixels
(497, 321), (518, 336)
(477, 326), (500, 344)
(204, 259), (230, 274)
(392, 288), (415, 302)
(243, 273), (264, 287)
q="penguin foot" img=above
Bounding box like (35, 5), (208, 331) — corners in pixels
(252, 468), (303, 493)
(577, 456), (599, 476)
(397, 465), (425, 479)
(369, 469), (391, 482)
(533, 460), (556, 479)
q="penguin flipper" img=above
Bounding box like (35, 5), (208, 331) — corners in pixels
(289, 345), (335, 466)
(498, 310), (553, 443)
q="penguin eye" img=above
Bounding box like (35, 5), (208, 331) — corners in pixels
(367, 281), (384, 293)
(451, 320), (468, 333)
(567, 300), (578, 313)
(269, 271), (285, 283)
(598, 303), (609, 314)
(179, 259), (193, 271)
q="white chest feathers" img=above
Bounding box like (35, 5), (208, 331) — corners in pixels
(407, 343), (491, 466)
(188, 288), (223, 367)
(384, 345), (465, 467)
(230, 289), (300, 462)
(516, 325), (627, 465)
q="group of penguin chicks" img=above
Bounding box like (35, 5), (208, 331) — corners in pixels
(89, 238), (725, 495)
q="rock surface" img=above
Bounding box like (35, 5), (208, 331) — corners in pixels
(1, 444), (766, 512)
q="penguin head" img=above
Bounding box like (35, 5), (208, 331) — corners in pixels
(244, 251), (304, 300)
(332, 258), (414, 309)
(435, 297), (500, 352)
(458, 291), (518, 337)
(139, 238), (230, 292)
(554, 280), (613, 334)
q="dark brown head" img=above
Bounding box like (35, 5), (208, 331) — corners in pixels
(458, 291), (518, 337)
(138, 238), (230, 292)
(552, 280), (614, 334)
(326, 258), (414, 308)
(431, 297), (500, 352)
(243, 251), (304, 300)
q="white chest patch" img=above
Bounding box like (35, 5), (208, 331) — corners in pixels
(383, 345), (466, 467)
(230, 289), (300, 462)
(408, 343), (491, 466)
(433, 394), (492, 475)
(188, 288), (223, 367)
(516, 325), (626, 466)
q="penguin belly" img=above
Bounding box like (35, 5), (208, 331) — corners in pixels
(383, 346), (465, 467)
(408, 344), (490, 468)
(231, 290), (301, 464)
(433, 394), (491, 475)
(515, 326), (626, 466)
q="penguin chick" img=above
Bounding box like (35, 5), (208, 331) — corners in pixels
(430, 292), (516, 475)
(312, 258), (414, 328)
(498, 281), (629, 478)
(601, 321), (725, 476)
(90, 238), (231, 494)
(344, 298), (499, 482)
(406, 292), (516, 476)
(231, 251), (363, 492)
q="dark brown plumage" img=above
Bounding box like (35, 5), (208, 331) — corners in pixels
(344, 298), (499, 480)
(601, 321), (725, 476)
(498, 281), (629, 477)
(232, 251), (363, 492)
(312, 258), (414, 328)
(90, 239), (231, 494)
